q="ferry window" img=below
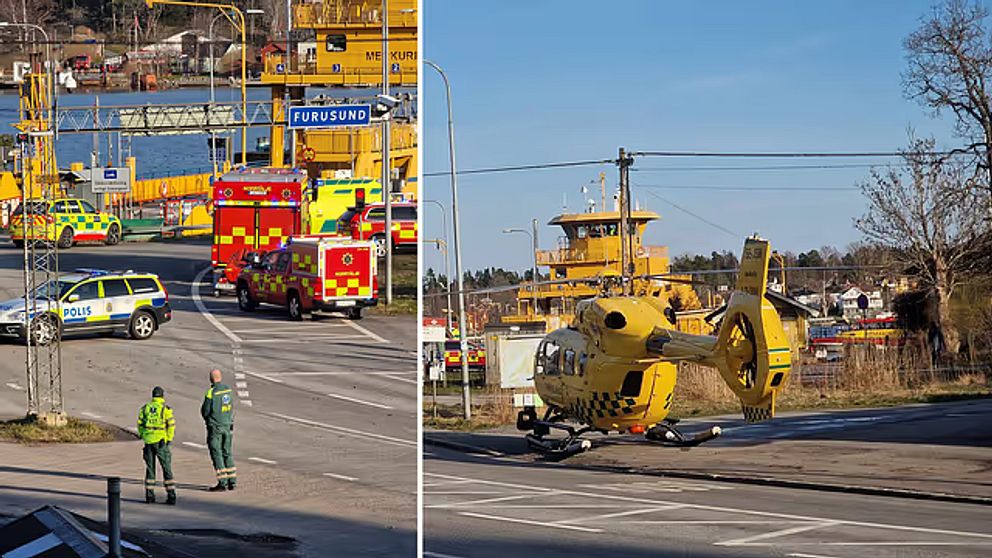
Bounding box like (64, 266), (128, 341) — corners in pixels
(326, 34), (346, 52)
(564, 349), (576, 375)
(576, 226), (587, 239)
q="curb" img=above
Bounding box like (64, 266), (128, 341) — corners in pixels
(424, 435), (992, 507)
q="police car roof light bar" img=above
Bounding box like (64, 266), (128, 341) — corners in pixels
(75, 268), (110, 276)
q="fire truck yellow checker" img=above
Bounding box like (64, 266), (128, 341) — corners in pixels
(9, 198), (123, 249)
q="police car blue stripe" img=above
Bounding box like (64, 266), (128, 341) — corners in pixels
(110, 313), (131, 320)
(63, 317), (87, 324)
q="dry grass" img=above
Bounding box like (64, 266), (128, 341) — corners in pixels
(426, 347), (992, 429)
(0, 416), (116, 443)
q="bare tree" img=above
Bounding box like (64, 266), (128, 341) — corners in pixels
(856, 137), (991, 354)
(904, 0), (992, 212)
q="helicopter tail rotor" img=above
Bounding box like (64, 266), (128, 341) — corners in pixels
(711, 237), (792, 422)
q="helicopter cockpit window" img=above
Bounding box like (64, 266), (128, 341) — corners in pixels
(535, 342), (546, 375)
(544, 342), (562, 376)
(578, 352), (587, 376)
(564, 349), (576, 375)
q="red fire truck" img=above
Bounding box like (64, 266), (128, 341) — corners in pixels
(235, 237), (378, 320)
(444, 339), (487, 372)
(212, 168), (308, 294)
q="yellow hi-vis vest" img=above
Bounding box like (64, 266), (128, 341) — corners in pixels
(137, 397), (175, 444)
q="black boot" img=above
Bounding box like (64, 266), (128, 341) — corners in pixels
(208, 483), (227, 492)
(166, 492), (176, 505)
(145, 492), (155, 504)
(227, 484), (235, 491)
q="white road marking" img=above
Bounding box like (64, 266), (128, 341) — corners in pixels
(241, 400), (253, 407)
(325, 392), (393, 410)
(192, 267), (241, 344)
(235, 382), (248, 389)
(554, 505), (686, 525)
(80, 412), (102, 419)
(423, 479), (476, 488)
(431, 492), (551, 508)
(265, 411), (417, 448)
(383, 373), (418, 385)
(242, 335), (369, 343)
(5, 382), (23, 391)
(424, 552), (470, 558)
(238, 390), (250, 398)
(182, 442), (207, 449)
(426, 491), (507, 496)
(248, 457), (277, 465)
(231, 325), (350, 334)
(235, 373), (246, 380)
(424, 472), (992, 543)
(259, 371), (415, 377)
(788, 554), (844, 558)
(343, 319), (388, 343)
(322, 472), (358, 482)
(244, 370), (284, 383)
(457, 511), (603, 533)
(629, 520), (814, 525)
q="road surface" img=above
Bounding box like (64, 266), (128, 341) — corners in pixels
(0, 238), (417, 554)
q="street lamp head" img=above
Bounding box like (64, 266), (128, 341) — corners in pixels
(501, 229), (513, 234)
(0, 22), (9, 27)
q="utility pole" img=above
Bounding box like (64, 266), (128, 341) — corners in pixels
(382, 0), (393, 305)
(531, 217), (540, 314)
(617, 147), (634, 294)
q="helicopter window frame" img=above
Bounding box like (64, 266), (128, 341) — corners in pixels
(543, 341), (562, 376)
(578, 352), (587, 376)
(535, 341), (546, 375)
(563, 349), (576, 376)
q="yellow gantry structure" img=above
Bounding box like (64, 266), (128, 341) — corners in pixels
(261, 0), (418, 188)
(14, 66), (58, 200)
(503, 209), (706, 333)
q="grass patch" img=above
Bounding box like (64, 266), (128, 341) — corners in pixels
(369, 252), (416, 315)
(0, 416), (117, 443)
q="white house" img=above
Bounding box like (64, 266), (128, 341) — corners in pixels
(837, 286), (884, 318)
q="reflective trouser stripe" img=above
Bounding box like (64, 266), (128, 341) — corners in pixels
(144, 480), (157, 486)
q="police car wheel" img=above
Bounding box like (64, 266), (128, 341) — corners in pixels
(57, 227), (74, 249)
(105, 224), (121, 246)
(288, 293), (303, 321)
(129, 312), (156, 340)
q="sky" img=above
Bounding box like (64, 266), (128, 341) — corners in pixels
(422, 1), (961, 275)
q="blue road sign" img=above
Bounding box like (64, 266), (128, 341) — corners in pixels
(391, 63), (400, 73)
(104, 169), (118, 180)
(332, 63), (342, 73)
(276, 63), (285, 73)
(287, 105), (372, 129)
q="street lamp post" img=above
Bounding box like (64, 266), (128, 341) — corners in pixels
(145, 0), (257, 166)
(425, 59), (471, 419)
(0, 22), (54, 132)
(424, 199), (452, 325)
(502, 226), (539, 315)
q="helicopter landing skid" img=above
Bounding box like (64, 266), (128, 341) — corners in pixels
(646, 419), (722, 448)
(519, 407), (593, 457)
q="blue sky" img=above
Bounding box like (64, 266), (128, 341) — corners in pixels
(422, 1), (958, 274)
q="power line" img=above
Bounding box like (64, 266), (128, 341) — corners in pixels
(634, 150), (959, 158)
(639, 189), (741, 239)
(635, 184), (858, 192)
(424, 158), (612, 177)
(633, 162), (908, 172)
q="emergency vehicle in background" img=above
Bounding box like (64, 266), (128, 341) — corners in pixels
(444, 339), (486, 372)
(211, 168), (308, 294)
(236, 237), (377, 320)
(337, 195), (418, 255)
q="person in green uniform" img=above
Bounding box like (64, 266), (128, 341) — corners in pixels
(137, 386), (176, 505)
(201, 369), (236, 491)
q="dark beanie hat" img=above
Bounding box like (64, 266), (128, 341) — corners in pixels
(152, 386), (165, 398)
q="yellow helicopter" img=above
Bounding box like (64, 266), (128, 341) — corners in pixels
(515, 236), (793, 456)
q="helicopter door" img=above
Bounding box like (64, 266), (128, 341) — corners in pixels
(535, 340), (565, 405)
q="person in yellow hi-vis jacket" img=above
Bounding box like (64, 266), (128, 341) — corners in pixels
(137, 386), (177, 505)
(201, 369), (236, 491)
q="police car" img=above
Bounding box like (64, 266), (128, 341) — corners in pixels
(0, 269), (172, 344)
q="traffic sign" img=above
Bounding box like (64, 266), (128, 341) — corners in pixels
(275, 63), (285, 73)
(287, 105), (371, 129)
(92, 167), (131, 193)
(423, 317), (447, 343)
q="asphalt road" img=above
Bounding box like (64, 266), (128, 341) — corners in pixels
(0, 239), (417, 543)
(425, 401), (992, 558)
(425, 447), (992, 558)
